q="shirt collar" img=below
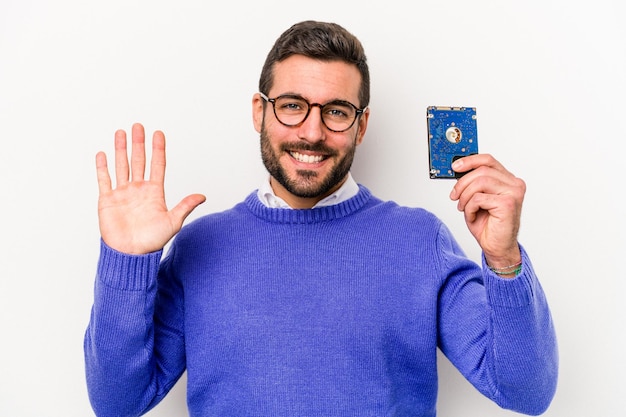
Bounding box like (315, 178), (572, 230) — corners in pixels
(257, 173), (359, 209)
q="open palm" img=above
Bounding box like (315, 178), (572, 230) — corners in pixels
(96, 123), (206, 254)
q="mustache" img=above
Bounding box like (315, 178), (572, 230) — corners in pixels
(279, 141), (337, 156)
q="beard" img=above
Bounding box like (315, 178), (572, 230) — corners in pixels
(260, 125), (357, 199)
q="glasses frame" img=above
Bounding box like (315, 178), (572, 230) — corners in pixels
(259, 92), (367, 133)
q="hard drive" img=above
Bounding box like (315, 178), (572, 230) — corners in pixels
(427, 106), (478, 179)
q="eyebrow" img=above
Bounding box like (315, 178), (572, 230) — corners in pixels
(273, 92), (357, 106)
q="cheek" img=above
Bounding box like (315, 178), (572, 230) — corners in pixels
(261, 125), (287, 155)
(339, 131), (360, 150)
(266, 122), (298, 147)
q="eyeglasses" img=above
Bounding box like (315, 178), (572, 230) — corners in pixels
(259, 92), (367, 133)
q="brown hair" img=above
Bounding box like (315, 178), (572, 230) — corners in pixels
(259, 20), (370, 108)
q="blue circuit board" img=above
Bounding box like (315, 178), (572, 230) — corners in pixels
(427, 106), (478, 179)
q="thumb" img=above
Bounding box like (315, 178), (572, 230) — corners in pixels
(170, 193), (207, 225)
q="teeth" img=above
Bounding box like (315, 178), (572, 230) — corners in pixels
(290, 151), (324, 163)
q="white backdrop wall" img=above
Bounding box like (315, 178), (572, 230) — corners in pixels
(1, 1), (624, 416)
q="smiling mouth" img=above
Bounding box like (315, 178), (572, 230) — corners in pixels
(289, 151), (326, 164)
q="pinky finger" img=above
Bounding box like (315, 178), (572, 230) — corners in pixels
(95, 151), (112, 193)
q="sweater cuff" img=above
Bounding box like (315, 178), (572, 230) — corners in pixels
(482, 245), (537, 308)
(97, 239), (163, 291)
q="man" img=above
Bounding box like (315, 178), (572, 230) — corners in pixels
(85, 20), (558, 417)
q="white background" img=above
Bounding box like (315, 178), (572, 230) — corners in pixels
(1, 1), (624, 416)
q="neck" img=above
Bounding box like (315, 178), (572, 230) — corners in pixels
(270, 176), (348, 209)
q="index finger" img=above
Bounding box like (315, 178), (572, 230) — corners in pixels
(149, 130), (167, 184)
(449, 154), (518, 202)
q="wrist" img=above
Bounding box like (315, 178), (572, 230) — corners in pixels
(485, 246), (522, 278)
(487, 260), (522, 277)
(484, 244), (521, 267)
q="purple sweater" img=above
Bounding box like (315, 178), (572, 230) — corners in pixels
(84, 186), (557, 416)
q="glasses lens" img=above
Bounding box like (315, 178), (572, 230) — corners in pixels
(321, 101), (357, 132)
(274, 96), (309, 126)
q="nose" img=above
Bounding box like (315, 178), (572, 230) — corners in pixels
(297, 104), (326, 143)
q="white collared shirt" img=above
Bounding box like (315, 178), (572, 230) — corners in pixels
(257, 173), (359, 209)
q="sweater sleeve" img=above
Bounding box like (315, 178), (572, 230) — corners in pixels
(84, 240), (186, 417)
(436, 225), (558, 416)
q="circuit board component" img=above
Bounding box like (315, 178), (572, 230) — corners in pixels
(427, 106), (478, 179)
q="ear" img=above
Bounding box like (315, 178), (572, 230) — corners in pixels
(354, 107), (370, 145)
(252, 93), (265, 133)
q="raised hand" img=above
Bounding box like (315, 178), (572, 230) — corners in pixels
(449, 154), (526, 269)
(96, 123), (206, 254)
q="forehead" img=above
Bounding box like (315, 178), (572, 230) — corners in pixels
(270, 55), (361, 103)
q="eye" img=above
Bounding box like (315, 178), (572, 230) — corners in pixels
(323, 102), (354, 120)
(276, 96), (307, 113)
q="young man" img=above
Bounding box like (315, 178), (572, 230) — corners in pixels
(85, 20), (558, 417)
